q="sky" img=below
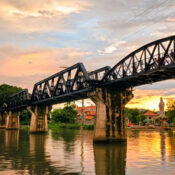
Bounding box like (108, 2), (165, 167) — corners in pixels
(0, 0), (175, 110)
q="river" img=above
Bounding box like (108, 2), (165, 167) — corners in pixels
(0, 128), (175, 175)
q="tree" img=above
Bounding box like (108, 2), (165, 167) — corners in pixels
(20, 110), (31, 125)
(52, 109), (63, 123)
(0, 84), (31, 125)
(0, 84), (22, 106)
(125, 108), (140, 124)
(138, 113), (146, 124)
(166, 100), (175, 124)
(51, 104), (78, 123)
(125, 108), (146, 125)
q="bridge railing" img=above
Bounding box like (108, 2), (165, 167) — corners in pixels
(102, 35), (175, 83)
(7, 89), (31, 111)
(89, 66), (111, 81)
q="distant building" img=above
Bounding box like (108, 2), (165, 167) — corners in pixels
(144, 110), (159, 120)
(76, 106), (96, 120)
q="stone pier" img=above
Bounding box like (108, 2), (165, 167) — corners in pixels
(0, 112), (6, 128)
(28, 105), (50, 133)
(90, 89), (107, 142)
(89, 87), (133, 142)
(6, 111), (20, 130)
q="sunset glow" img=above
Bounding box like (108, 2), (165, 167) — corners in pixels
(0, 0), (175, 109)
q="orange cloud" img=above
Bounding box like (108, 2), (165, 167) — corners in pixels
(0, 46), (91, 77)
(166, 17), (175, 22)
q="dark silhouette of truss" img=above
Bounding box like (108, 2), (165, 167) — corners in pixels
(102, 35), (175, 87)
(31, 63), (90, 105)
(1, 35), (175, 111)
(7, 89), (31, 111)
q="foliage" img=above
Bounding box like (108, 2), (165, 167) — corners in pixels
(138, 113), (147, 123)
(0, 84), (22, 106)
(166, 99), (175, 111)
(20, 125), (30, 130)
(48, 122), (94, 130)
(125, 108), (146, 125)
(20, 110), (31, 125)
(51, 104), (78, 124)
(82, 124), (94, 130)
(166, 100), (175, 124)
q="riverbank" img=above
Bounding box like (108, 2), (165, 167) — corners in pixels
(48, 122), (94, 130)
(19, 122), (94, 130)
(128, 125), (175, 131)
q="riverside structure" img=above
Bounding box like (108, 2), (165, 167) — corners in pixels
(0, 35), (175, 142)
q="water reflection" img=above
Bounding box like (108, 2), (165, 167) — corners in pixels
(0, 129), (30, 173)
(49, 129), (95, 174)
(126, 130), (175, 175)
(94, 143), (126, 175)
(0, 129), (175, 175)
(160, 131), (166, 162)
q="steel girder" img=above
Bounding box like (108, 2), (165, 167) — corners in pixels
(7, 89), (31, 111)
(1, 63), (111, 111)
(89, 66), (111, 81)
(31, 63), (90, 105)
(102, 35), (175, 87)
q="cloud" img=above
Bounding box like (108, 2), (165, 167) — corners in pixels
(0, 0), (92, 33)
(126, 88), (175, 111)
(0, 45), (92, 91)
(166, 17), (175, 22)
(0, 46), (92, 76)
(99, 40), (126, 54)
(0, 0), (175, 109)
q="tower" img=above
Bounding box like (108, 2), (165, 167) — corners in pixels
(159, 97), (165, 118)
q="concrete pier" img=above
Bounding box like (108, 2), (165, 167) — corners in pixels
(28, 105), (49, 133)
(89, 87), (133, 142)
(90, 88), (107, 142)
(6, 111), (20, 130)
(0, 112), (6, 128)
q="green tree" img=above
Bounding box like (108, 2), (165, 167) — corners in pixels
(138, 113), (146, 124)
(166, 100), (175, 124)
(125, 108), (146, 125)
(0, 84), (31, 125)
(125, 108), (140, 124)
(20, 110), (31, 125)
(52, 105), (77, 123)
(0, 84), (22, 106)
(52, 109), (63, 123)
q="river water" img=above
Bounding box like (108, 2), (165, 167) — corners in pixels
(0, 129), (175, 175)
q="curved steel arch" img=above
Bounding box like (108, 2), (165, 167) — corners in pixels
(102, 35), (175, 87)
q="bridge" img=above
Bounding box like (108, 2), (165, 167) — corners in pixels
(0, 35), (175, 142)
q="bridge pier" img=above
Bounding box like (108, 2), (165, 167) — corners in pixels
(0, 112), (6, 128)
(90, 88), (107, 142)
(6, 111), (20, 130)
(89, 87), (133, 142)
(28, 105), (50, 133)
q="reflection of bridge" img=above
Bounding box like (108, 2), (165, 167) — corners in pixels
(0, 36), (175, 142)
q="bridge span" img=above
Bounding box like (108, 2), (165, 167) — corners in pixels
(0, 35), (175, 142)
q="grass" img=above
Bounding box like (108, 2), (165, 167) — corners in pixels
(19, 122), (94, 131)
(20, 125), (30, 130)
(48, 122), (94, 130)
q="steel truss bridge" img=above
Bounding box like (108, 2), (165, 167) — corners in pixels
(2, 35), (175, 111)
